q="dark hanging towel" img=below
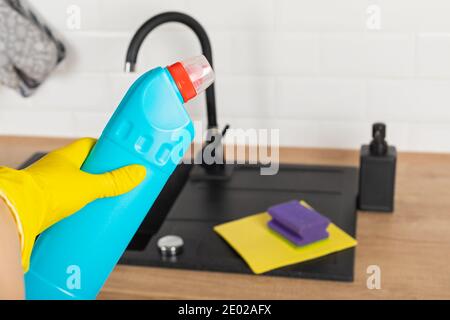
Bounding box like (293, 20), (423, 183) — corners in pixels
(0, 0), (65, 97)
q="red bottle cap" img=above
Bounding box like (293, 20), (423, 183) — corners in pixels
(168, 55), (215, 103)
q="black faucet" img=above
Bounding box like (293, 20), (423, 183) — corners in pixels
(125, 11), (230, 177)
(124, 11), (218, 130)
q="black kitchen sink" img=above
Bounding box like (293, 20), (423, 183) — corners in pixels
(122, 162), (359, 282)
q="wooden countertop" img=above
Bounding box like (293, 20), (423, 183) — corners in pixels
(1, 135), (449, 299)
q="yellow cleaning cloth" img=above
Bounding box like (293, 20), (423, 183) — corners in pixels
(214, 201), (357, 274)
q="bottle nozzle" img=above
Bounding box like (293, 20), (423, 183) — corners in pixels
(369, 122), (388, 156)
(168, 55), (215, 103)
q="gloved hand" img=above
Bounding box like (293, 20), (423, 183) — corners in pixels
(0, 138), (146, 272)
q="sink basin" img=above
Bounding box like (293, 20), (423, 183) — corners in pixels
(121, 162), (359, 282)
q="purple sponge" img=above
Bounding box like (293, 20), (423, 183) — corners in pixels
(267, 200), (330, 246)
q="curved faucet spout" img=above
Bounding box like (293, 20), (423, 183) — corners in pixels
(125, 11), (217, 129)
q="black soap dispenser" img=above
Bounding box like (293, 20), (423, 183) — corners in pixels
(358, 123), (397, 212)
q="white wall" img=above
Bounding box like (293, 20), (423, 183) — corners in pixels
(1, 0), (450, 152)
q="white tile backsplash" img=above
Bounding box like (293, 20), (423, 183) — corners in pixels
(275, 0), (367, 32)
(367, 79), (417, 122)
(417, 33), (450, 77)
(60, 32), (130, 73)
(415, 0), (450, 33)
(97, 0), (189, 32)
(27, 74), (115, 111)
(72, 111), (113, 137)
(0, 109), (75, 137)
(185, 0), (274, 31)
(216, 75), (275, 118)
(0, 0), (449, 152)
(270, 32), (320, 76)
(210, 32), (319, 76)
(414, 80), (450, 123)
(274, 77), (366, 121)
(407, 123), (450, 152)
(320, 33), (415, 77)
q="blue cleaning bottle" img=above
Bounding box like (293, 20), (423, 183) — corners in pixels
(24, 55), (215, 299)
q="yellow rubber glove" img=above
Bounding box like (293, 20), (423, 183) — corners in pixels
(0, 138), (146, 272)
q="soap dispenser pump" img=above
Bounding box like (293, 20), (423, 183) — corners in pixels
(358, 123), (397, 212)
